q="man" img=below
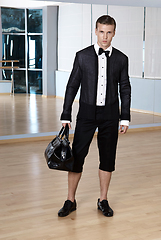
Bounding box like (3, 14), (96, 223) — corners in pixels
(58, 15), (131, 217)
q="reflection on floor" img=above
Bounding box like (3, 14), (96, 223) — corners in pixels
(0, 94), (161, 137)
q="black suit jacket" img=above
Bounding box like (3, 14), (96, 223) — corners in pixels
(61, 45), (131, 122)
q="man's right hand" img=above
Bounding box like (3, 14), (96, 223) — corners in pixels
(62, 122), (71, 129)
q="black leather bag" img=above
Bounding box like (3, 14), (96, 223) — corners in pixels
(44, 125), (74, 171)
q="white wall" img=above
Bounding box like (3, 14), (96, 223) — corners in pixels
(0, 81), (11, 93)
(58, 4), (144, 78)
(108, 6), (144, 77)
(58, 3), (109, 71)
(144, 8), (161, 78)
(55, 70), (80, 100)
(58, 3), (91, 71)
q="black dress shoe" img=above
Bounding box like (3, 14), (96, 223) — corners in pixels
(58, 200), (77, 217)
(97, 198), (113, 217)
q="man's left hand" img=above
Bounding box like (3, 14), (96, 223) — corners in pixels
(119, 125), (128, 134)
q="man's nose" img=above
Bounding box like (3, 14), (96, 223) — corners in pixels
(104, 33), (108, 39)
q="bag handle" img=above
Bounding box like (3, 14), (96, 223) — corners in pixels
(58, 125), (69, 139)
(64, 125), (69, 139)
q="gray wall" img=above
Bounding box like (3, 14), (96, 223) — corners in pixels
(43, 6), (58, 96)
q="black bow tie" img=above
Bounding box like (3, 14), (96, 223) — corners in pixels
(98, 48), (109, 57)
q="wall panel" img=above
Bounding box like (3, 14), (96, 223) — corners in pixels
(58, 4), (91, 71)
(108, 6), (144, 77)
(144, 8), (161, 78)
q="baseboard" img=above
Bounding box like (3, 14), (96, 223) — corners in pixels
(0, 93), (10, 95)
(1, 124), (161, 144)
(42, 95), (56, 98)
(131, 108), (161, 116)
(128, 126), (161, 132)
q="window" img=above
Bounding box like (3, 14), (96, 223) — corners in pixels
(1, 8), (25, 33)
(28, 35), (42, 69)
(1, 7), (43, 94)
(2, 35), (25, 68)
(27, 9), (42, 33)
(28, 71), (42, 94)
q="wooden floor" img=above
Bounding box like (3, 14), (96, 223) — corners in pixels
(0, 129), (161, 240)
(0, 94), (161, 137)
(0, 94), (161, 239)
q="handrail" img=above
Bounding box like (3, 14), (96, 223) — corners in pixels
(0, 60), (19, 63)
(0, 66), (19, 69)
(0, 60), (19, 95)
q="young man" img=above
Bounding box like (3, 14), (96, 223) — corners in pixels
(58, 15), (131, 217)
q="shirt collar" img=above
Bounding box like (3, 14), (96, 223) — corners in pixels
(94, 43), (112, 57)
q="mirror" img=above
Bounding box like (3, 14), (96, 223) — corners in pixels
(0, 3), (161, 138)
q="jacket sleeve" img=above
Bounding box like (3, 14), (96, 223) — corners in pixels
(60, 53), (82, 122)
(119, 56), (131, 121)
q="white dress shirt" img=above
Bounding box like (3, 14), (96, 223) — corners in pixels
(94, 43), (112, 106)
(62, 43), (129, 127)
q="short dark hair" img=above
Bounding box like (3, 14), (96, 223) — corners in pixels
(96, 15), (116, 31)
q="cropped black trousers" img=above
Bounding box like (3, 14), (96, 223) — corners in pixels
(72, 106), (119, 173)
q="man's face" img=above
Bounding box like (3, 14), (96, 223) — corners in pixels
(95, 23), (115, 50)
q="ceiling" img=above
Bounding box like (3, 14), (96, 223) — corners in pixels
(31, 0), (161, 8)
(0, 0), (161, 8)
(0, 0), (63, 8)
